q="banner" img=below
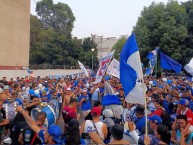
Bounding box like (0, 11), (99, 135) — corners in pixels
(78, 61), (89, 77)
(107, 58), (120, 78)
(93, 50), (115, 84)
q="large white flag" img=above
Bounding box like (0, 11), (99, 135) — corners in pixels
(107, 58), (120, 78)
(78, 61), (89, 77)
(93, 50), (115, 84)
(184, 58), (193, 76)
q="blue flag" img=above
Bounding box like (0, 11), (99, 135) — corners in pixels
(145, 67), (152, 75)
(160, 52), (182, 74)
(145, 49), (158, 75)
(120, 33), (146, 104)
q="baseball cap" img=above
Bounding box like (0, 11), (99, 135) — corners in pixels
(62, 107), (76, 124)
(91, 107), (102, 116)
(66, 88), (71, 91)
(3, 85), (9, 90)
(29, 90), (35, 95)
(176, 99), (189, 106)
(148, 115), (162, 125)
(48, 125), (62, 143)
(82, 88), (87, 93)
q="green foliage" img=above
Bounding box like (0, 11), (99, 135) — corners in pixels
(36, 0), (75, 36)
(81, 37), (98, 69)
(112, 37), (127, 60)
(133, 0), (193, 66)
(30, 0), (98, 69)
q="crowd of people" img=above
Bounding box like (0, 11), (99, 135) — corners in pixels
(0, 73), (193, 144)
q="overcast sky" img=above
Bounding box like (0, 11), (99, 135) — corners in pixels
(31, 0), (189, 38)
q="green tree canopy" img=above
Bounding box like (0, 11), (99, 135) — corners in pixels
(30, 0), (99, 69)
(133, 0), (190, 66)
(112, 37), (127, 60)
(36, 0), (75, 36)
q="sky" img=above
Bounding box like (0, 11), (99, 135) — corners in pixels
(31, 0), (189, 39)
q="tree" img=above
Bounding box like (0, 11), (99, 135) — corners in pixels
(112, 37), (127, 60)
(30, 1), (100, 69)
(36, 0), (75, 36)
(81, 37), (98, 69)
(30, 15), (45, 64)
(133, 0), (189, 66)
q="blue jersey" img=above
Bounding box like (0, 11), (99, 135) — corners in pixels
(135, 116), (146, 133)
(38, 129), (46, 144)
(78, 95), (91, 111)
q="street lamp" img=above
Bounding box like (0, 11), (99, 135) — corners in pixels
(91, 48), (95, 71)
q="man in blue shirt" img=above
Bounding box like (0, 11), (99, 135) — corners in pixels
(15, 106), (62, 144)
(134, 105), (146, 133)
(78, 88), (91, 111)
(78, 88), (91, 125)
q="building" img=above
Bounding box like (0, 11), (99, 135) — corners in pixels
(0, 0), (30, 69)
(91, 34), (128, 59)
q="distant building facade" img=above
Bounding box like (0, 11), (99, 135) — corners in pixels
(0, 0), (30, 69)
(91, 34), (128, 59)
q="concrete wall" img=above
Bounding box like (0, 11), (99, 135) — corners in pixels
(0, 0), (30, 68)
(0, 69), (83, 80)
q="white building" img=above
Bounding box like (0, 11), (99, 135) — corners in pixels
(91, 34), (128, 59)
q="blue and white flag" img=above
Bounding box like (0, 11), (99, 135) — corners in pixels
(184, 58), (193, 76)
(120, 33), (147, 104)
(107, 58), (120, 78)
(160, 52), (182, 74)
(145, 48), (158, 75)
(93, 50), (115, 84)
(78, 61), (89, 77)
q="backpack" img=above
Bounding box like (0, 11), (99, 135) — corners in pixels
(160, 108), (172, 131)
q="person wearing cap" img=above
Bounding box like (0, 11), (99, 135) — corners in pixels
(134, 105), (146, 133)
(80, 107), (107, 142)
(149, 115), (162, 131)
(15, 106), (62, 144)
(90, 83), (100, 108)
(78, 88), (91, 113)
(147, 93), (158, 112)
(3, 85), (10, 94)
(62, 87), (75, 108)
(177, 99), (193, 125)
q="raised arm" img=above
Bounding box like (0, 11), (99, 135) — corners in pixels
(15, 106), (41, 134)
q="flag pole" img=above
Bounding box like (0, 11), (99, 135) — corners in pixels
(155, 47), (159, 78)
(137, 52), (148, 137)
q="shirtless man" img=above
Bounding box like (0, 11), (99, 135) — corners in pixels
(62, 88), (74, 109)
